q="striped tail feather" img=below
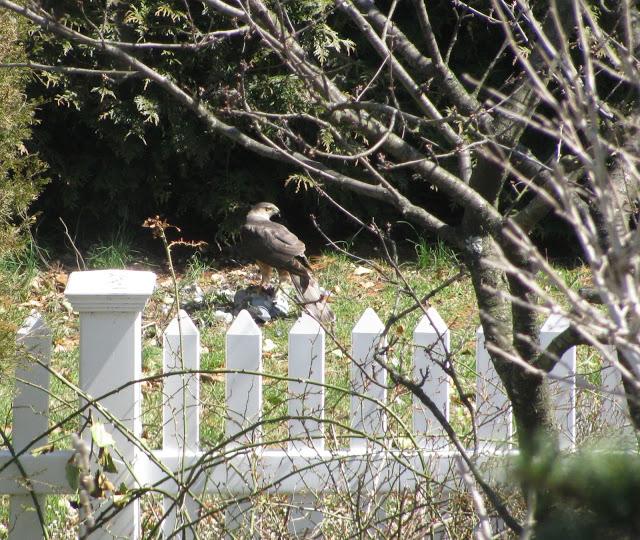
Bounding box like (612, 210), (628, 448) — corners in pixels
(290, 274), (335, 325)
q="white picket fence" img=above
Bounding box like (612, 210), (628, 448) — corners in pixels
(0, 270), (630, 539)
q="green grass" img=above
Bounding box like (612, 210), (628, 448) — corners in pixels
(47, 349), (81, 447)
(141, 345), (163, 448)
(0, 239), (51, 443)
(0, 238), (43, 299)
(86, 228), (139, 269)
(413, 238), (460, 272)
(183, 252), (210, 284)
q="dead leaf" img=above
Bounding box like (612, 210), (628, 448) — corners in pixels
(54, 272), (68, 289)
(54, 336), (77, 352)
(365, 282), (384, 294)
(20, 299), (43, 308)
(98, 447), (118, 473)
(30, 275), (43, 291)
(91, 471), (115, 498)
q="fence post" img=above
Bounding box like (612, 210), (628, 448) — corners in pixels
(65, 269), (156, 539)
(413, 307), (450, 445)
(9, 312), (52, 540)
(540, 314), (576, 450)
(287, 314), (325, 536)
(225, 310), (262, 539)
(476, 326), (513, 449)
(162, 310), (200, 539)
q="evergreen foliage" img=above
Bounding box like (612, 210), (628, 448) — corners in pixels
(0, 14), (47, 256)
(25, 0), (421, 241)
(25, 1), (321, 239)
(0, 13), (48, 372)
(522, 450), (640, 539)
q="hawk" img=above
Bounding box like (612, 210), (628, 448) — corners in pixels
(241, 202), (335, 323)
(241, 202), (312, 292)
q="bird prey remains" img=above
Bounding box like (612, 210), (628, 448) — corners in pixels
(241, 202), (312, 292)
(241, 202), (335, 324)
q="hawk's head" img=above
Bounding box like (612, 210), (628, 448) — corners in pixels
(248, 202), (280, 220)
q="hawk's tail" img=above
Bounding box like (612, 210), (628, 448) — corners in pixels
(290, 274), (335, 325)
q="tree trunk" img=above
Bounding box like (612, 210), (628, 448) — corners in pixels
(464, 234), (558, 457)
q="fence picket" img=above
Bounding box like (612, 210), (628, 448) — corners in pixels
(540, 314), (576, 450)
(287, 314), (325, 536)
(413, 308), (450, 445)
(351, 308), (387, 448)
(225, 309), (262, 539)
(162, 310), (201, 539)
(350, 308), (388, 530)
(600, 348), (629, 428)
(476, 326), (513, 449)
(65, 269), (156, 539)
(9, 312), (52, 540)
(288, 314), (325, 451)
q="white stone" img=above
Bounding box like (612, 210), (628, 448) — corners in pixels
(214, 310), (233, 324)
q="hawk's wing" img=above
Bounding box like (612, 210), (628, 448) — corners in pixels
(241, 219), (307, 270)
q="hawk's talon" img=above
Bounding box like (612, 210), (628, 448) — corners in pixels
(261, 285), (276, 296)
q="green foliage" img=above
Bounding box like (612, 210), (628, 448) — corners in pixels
(310, 23), (355, 66)
(19, 0), (577, 246)
(0, 14), (47, 257)
(247, 74), (311, 113)
(183, 253), (209, 283)
(0, 15), (48, 390)
(22, 0), (368, 240)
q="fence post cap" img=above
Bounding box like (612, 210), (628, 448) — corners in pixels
(64, 269), (156, 312)
(165, 309), (199, 336)
(414, 307), (447, 334)
(290, 313), (322, 335)
(541, 312), (570, 332)
(353, 307), (384, 334)
(17, 310), (51, 339)
(227, 309), (261, 335)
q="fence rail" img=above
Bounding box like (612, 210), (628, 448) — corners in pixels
(0, 270), (630, 539)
